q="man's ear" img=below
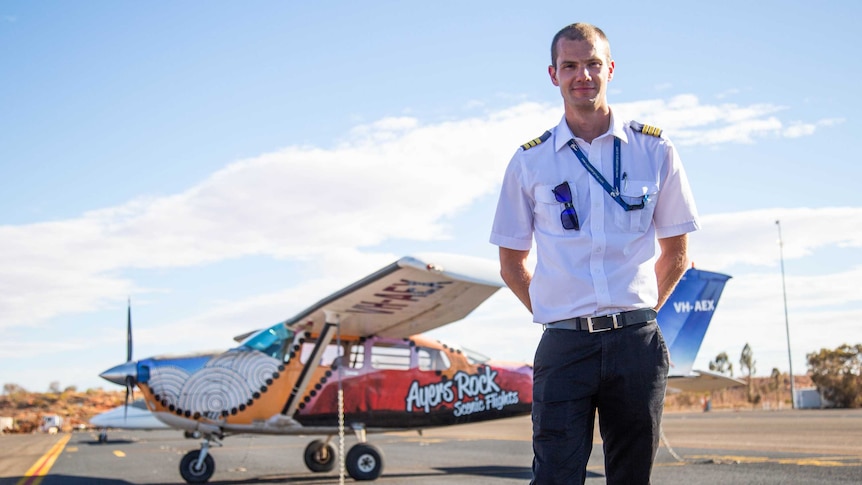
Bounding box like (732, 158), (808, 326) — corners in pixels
(607, 60), (615, 82)
(548, 65), (560, 87)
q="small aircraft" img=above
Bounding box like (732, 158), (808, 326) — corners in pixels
(100, 256), (531, 483)
(99, 256), (736, 483)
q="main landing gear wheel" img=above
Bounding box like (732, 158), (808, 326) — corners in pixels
(179, 449), (215, 483)
(304, 439), (336, 473)
(346, 443), (384, 481)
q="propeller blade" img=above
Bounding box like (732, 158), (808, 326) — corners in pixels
(124, 378), (130, 420)
(124, 375), (136, 421)
(124, 299), (134, 421)
(126, 299), (133, 362)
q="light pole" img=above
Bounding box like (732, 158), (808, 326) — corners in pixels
(775, 220), (795, 409)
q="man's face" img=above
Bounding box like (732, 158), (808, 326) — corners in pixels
(549, 36), (614, 112)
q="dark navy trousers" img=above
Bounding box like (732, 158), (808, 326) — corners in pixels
(530, 321), (669, 485)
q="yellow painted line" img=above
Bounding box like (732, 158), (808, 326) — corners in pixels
(402, 438), (446, 444)
(776, 457), (858, 467)
(686, 454), (862, 467)
(113, 450), (126, 457)
(16, 433), (71, 485)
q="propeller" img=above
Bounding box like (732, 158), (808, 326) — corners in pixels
(98, 299), (140, 417)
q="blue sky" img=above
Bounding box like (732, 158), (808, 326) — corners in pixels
(1, 1), (860, 392)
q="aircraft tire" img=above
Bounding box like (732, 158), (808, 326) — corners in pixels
(304, 439), (337, 473)
(346, 443), (384, 481)
(179, 450), (215, 484)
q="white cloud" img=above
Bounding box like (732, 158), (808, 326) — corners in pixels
(0, 96), (844, 338)
(689, 207), (862, 270)
(714, 88), (741, 100)
(783, 122), (817, 138)
(612, 94), (828, 146)
(783, 117), (845, 138)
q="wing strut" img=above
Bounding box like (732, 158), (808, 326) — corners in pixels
(280, 314), (338, 416)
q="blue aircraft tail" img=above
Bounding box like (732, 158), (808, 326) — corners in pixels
(657, 267), (732, 377)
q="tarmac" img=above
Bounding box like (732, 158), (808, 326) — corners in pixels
(1, 408), (860, 484)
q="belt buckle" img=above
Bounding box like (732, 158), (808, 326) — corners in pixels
(586, 313), (620, 333)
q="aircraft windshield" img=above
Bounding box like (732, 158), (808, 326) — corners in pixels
(241, 323), (294, 360)
(460, 346), (491, 365)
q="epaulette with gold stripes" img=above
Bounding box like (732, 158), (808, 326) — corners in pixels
(630, 121), (663, 137)
(520, 130), (551, 150)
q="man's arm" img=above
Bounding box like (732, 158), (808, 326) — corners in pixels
(654, 233), (689, 311)
(499, 247), (533, 313)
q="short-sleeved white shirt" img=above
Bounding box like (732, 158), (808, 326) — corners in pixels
(489, 112), (700, 324)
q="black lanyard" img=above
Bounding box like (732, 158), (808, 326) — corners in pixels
(566, 137), (645, 211)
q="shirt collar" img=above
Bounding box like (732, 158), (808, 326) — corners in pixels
(552, 109), (629, 151)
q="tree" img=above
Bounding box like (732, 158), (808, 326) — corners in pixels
(740, 343), (761, 408)
(48, 381), (61, 394)
(3, 383), (26, 396)
(769, 368), (782, 409)
(807, 344), (862, 408)
(709, 352), (734, 376)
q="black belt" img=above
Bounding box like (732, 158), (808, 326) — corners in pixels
(547, 308), (657, 333)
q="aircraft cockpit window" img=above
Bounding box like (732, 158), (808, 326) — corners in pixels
(241, 323), (293, 361)
(369, 343), (411, 370)
(418, 347), (451, 371)
(299, 343), (359, 369)
(349, 344), (365, 368)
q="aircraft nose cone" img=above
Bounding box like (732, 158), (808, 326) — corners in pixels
(100, 361), (137, 386)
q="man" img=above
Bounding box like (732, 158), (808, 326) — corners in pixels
(489, 23), (699, 484)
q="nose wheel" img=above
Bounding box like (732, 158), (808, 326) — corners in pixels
(179, 435), (220, 483)
(179, 449), (215, 483)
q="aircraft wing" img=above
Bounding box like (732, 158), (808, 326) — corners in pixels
(90, 400), (170, 430)
(280, 255), (504, 338)
(667, 369), (746, 394)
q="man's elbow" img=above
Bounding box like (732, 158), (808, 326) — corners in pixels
(499, 267), (515, 288)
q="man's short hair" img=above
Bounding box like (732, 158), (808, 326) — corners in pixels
(550, 23), (611, 67)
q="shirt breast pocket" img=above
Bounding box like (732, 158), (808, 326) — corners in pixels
(534, 184), (578, 237)
(614, 180), (658, 233)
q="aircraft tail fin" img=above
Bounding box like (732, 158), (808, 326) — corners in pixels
(657, 267), (731, 377)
